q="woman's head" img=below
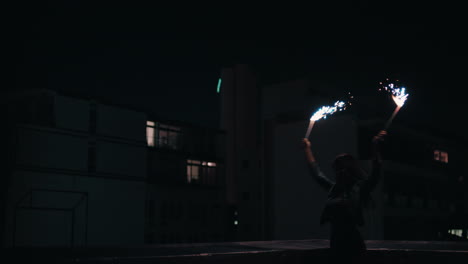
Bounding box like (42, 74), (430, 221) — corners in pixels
(332, 153), (363, 185)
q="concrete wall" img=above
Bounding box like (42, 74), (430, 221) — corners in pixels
(96, 140), (146, 178)
(97, 104), (146, 141)
(15, 126), (88, 171)
(55, 95), (90, 132)
(5, 98), (148, 247)
(5, 170), (144, 247)
(146, 186), (227, 243)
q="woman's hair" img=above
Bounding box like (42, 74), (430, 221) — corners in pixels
(332, 153), (374, 207)
(332, 153), (367, 182)
(331, 153), (356, 170)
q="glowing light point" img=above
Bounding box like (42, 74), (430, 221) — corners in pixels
(217, 78), (222, 93)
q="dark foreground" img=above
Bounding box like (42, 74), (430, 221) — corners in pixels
(4, 239), (468, 263)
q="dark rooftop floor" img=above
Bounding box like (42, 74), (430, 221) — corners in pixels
(5, 239), (468, 264)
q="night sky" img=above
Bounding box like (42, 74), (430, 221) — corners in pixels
(9, 3), (466, 140)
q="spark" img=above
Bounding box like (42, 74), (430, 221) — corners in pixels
(380, 79), (409, 107)
(310, 101), (347, 121)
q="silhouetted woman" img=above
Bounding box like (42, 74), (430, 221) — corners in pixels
(302, 130), (386, 264)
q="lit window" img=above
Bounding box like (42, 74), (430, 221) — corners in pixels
(146, 121), (155, 147)
(187, 159), (200, 183)
(440, 151), (448, 163)
(434, 150), (448, 163)
(146, 121), (181, 149)
(187, 159), (217, 185)
(448, 229), (463, 238)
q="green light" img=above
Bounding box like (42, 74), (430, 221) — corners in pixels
(217, 78), (222, 93)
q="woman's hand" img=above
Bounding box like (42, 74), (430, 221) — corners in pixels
(302, 138), (311, 149)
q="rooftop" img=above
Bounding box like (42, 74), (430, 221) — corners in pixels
(6, 239), (468, 264)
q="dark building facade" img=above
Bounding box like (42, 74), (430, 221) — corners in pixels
(2, 89), (228, 247)
(144, 119), (228, 244)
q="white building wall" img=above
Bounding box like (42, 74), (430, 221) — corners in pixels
(96, 140), (146, 178)
(97, 104), (146, 141)
(15, 126), (88, 171)
(5, 96), (147, 247)
(55, 95), (90, 132)
(6, 170), (145, 247)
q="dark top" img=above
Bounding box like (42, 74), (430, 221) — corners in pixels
(309, 160), (382, 226)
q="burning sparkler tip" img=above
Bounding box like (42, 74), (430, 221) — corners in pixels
(380, 78), (409, 107)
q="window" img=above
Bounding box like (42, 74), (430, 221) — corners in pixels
(434, 150), (448, 163)
(187, 160), (200, 183)
(187, 159), (217, 184)
(146, 121), (155, 147)
(448, 229), (463, 238)
(146, 121), (181, 149)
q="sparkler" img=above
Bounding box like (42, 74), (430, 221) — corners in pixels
(379, 79), (409, 130)
(305, 100), (349, 138)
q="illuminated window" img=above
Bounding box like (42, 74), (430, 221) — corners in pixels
(146, 121), (181, 149)
(187, 159), (200, 183)
(434, 150), (448, 163)
(187, 159), (217, 184)
(440, 151), (448, 163)
(448, 229), (463, 238)
(146, 121), (155, 147)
